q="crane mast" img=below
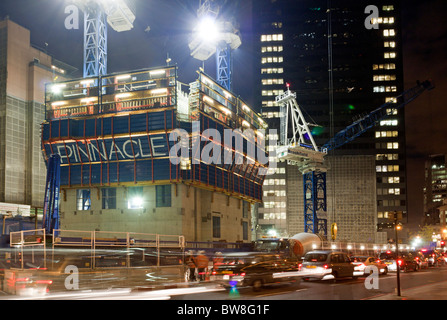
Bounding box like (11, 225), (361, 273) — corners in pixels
(77, 0), (136, 77)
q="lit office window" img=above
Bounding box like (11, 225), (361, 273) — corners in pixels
(383, 29), (395, 37)
(261, 46), (283, 53)
(261, 34), (284, 42)
(384, 52), (396, 59)
(380, 119), (398, 126)
(261, 56), (284, 64)
(384, 41), (396, 48)
(77, 189), (91, 211)
(261, 68), (284, 74)
(262, 79), (284, 85)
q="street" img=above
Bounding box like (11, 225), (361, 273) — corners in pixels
(170, 267), (447, 301)
(3, 266), (447, 301)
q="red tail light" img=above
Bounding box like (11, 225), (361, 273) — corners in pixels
(323, 264), (329, 269)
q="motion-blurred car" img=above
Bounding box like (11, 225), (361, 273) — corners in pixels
(350, 256), (388, 275)
(301, 250), (356, 280)
(396, 255), (419, 272)
(379, 251), (418, 272)
(412, 251), (429, 269)
(212, 253), (301, 291)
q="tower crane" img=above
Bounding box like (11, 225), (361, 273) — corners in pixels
(276, 80), (434, 238)
(188, 0), (242, 91)
(42, 0), (135, 234)
(77, 0), (136, 77)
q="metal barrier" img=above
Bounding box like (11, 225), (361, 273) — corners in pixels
(52, 229), (185, 269)
(9, 229), (47, 270)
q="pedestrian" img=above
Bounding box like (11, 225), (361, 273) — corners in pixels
(196, 250), (209, 281)
(185, 250), (197, 282)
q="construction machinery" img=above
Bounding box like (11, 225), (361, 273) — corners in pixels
(189, 0), (242, 91)
(77, 0), (136, 77)
(277, 80), (434, 238)
(42, 154), (61, 234)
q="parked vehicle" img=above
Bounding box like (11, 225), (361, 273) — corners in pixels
(301, 250), (356, 280)
(212, 253), (301, 291)
(350, 256), (388, 275)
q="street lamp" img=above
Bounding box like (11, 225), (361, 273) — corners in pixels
(389, 211), (403, 297)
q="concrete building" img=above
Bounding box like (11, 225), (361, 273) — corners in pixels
(253, 0), (406, 241)
(287, 155), (386, 243)
(41, 68), (267, 244)
(0, 18), (75, 209)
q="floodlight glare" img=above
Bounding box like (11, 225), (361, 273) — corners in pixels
(129, 196), (144, 209)
(197, 17), (220, 42)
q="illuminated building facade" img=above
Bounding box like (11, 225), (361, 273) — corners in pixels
(424, 155), (447, 225)
(253, 0), (405, 240)
(41, 67), (268, 243)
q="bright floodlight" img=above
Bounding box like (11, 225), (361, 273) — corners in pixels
(128, 196), (144, 209)
(197, 17), (220, 42)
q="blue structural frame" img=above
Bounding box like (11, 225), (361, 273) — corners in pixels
(84, 3), (108, 77)
(303, 171), (327, 236)
(216, 44), (232, 91)
(42, 154), (61, 234)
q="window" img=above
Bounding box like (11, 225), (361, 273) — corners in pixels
(383, 29), (395, 37)
(77, 189), (91, 211)
(156, 185), (171, 208)
(242, 221), (248, 241)
(102, 188), (116, 209)
(261, 34), (283, 42)
(128, 187), (144, 209)
(213, 216), (221, 238)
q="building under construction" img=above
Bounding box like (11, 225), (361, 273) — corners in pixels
(41, 66), (268, 243)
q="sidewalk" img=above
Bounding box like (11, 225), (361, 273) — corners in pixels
(368, 280), (447, 300)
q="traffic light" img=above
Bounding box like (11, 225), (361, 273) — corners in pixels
(441, 240), (445, 248)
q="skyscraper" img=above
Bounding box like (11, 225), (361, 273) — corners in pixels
(0, 18), (75, 208)
(253, 0), (405, 240)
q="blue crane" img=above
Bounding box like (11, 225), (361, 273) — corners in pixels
(42, 1), (135, 234)
(42, 154), (61, 234)
(277, 80), (434, 238)
(78, 0), (136, 77)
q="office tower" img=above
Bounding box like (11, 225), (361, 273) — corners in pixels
(424, 154), (447, 225)
(0, 18), (75, 208)
(253, 0), (405, 240)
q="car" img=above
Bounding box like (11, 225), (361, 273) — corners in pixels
(397, 254), (419, 272)
(412, 251), (429, 269)
(350, 256), (388, 275)
(420, 250), (440, 267)
(300, 250), (356, 281)
(379, 251), (418, 272)
(212, 252), (301, 291)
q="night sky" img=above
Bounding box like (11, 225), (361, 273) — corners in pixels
(0, 0), (446, 231)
